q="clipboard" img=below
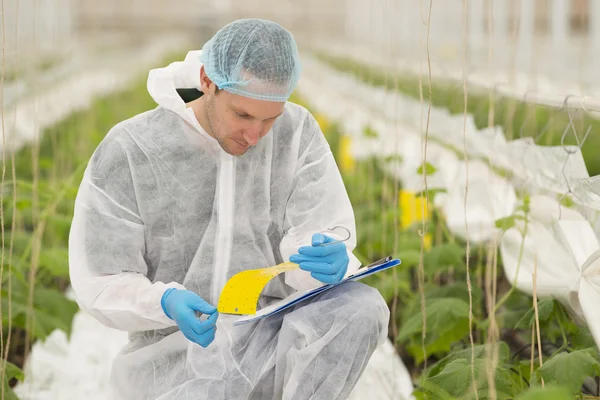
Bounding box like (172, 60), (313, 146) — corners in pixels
(231, 256), (401, 326)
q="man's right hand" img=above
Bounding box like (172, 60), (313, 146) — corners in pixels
(161, 289), (218, 347)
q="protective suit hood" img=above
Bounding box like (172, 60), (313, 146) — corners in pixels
(146, 50), (213, 141)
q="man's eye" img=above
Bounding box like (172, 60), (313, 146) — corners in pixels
(236, 113), (250, 119)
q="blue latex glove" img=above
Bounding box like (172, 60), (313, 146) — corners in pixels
(161, 288), (218, 347)
(289, 233), (349, 284)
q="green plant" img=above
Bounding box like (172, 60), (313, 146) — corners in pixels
(290, 91), (600, 398)
(0, 51), (187, 399)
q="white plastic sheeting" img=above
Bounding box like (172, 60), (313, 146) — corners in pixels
(1, 0), (75, 68)
(13, 300), (129, 400)
(350, 338), (416, 400)
(500, 195), (600, 335)
(295, 54), (600, 353)
(436, 160), (517, 244)
(300, 56), (592, 200)
(297, 56), (518, 245)
(0, 35), (189, 156)
(307, 36), (600, 116)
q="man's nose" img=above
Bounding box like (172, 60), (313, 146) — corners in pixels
(242, 128), (261, 146)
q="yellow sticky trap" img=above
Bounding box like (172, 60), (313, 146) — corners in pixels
(399, 189), (431, 229)
(217, 262), (300, 315)
(339, 135), (355, 175)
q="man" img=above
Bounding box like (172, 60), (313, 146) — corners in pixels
(69, 18), (390, 400)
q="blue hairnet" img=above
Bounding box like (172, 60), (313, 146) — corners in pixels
(199, 18), (301, 102)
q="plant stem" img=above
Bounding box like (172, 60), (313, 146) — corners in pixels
(492, 216), (529, 315)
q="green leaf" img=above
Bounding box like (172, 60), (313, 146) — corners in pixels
(473, 387), (517, 400)
(369, 270), (412, 302)
(383, 154), (403, 164)
(428, 282), (482, 306)
(559, 195), (574, 208)
(398, 232), (426, 252)
(395, 249), (422, 267)
(399, 297), (470, 342)
(2, 280), (78, 341)
(495, 290), (537, 328)
(45, 213), (74, 241)
(423, 243), (465, 274)
(537, 348), (600, 393)
(3, 232), (32, 257)
(4, 362), (24, 382)
(512, 360), (534, 393)
(413, 188), (447, 200)
(16, 198), (32, 210)
(417, 162), (438, 176)
(515, 299), (555, 329)
(362, 125), (379, 138)
(399, 297), (473, 362)
(426, 342), (510, 379)
(414, 379), (457, 400)
(1, 362), (24, 400)
(514, 385), (572, 400)
(38, 247), (69, 278)
(517, 195), (531, 214)
(39, 157), (54, 171)
(494, 215), (526, 232)
(32, 287), (79, 339)
(570, 326), (597, 349)
(427, 359), (472, 397)
(1, 383), (20, 400)
(405, 326), (470, 365)
(402, 283), (483, 321)
(426, 358), (519, 399)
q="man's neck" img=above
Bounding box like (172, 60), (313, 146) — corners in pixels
(187, 96), (215, 138)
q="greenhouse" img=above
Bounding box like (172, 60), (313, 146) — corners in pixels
(2, 1), (600, 399)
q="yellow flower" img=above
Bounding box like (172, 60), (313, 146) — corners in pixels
(339, 135), (355, 175)
(399, 189), (431, 229)
(423, 232), (432, 251)
(315, 113), (330, 135)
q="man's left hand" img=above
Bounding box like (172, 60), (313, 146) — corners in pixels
(289, 233), (349, 284)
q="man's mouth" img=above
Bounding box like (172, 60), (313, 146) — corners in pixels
(233, 139), (248, 148)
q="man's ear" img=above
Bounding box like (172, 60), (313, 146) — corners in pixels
(199, 66), (216, 94)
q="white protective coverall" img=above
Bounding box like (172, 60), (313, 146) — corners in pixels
(68, 50), (390, 400)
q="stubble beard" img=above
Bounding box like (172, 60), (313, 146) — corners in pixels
(204, 97), (230, 154)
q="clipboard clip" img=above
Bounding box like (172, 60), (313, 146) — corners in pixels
(364, 256), (393, 269)
(317, 226), (352, 247)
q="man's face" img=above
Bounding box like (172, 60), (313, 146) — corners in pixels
(204, 88), (285, 156)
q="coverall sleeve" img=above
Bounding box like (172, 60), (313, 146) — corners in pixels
(279, 111), (362, 292)
(68, 126), (185, 332)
